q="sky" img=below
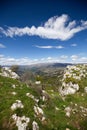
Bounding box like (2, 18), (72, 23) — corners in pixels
(0, 0), (87, 65)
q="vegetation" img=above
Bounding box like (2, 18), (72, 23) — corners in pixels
(10, 65), (19, 73)
(0, 65), (87, 130)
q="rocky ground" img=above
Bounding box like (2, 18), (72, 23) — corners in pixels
(0, 65), (87, 130)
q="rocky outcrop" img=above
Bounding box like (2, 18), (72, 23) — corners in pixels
(84, 87), (87, 93)
(0, 67), (19, 79)
(11, 100), (24, 110)
(12, 114), (30, 130)
(32, 121), (39, 130)
(34, 105), (46, 122)
(60, 65), (87, 95)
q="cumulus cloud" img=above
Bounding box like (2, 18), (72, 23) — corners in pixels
(60, 55), (68, 59)
(0, 55), (62, 65)
(47, 57), (52, 60)
(70, 54), (87, 63)
(0, 55), (4, 58)
(34, 45), (64, 49)
(0, 56), (31, 65)
(79, 57), (87, 63)
(0, 43), (6, 48)
(0, 54), (87, 65)
(71, 55), (79, 61)
(0, 14), (87, 40)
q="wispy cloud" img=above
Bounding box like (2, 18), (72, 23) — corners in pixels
(34, 45), (64, 49)
(71, 43), (77, 47)
(0, 14), (87, 41)
(0, 43), (6, 48)
(55, 46), (64, 49)
(35, 45), (53, 49)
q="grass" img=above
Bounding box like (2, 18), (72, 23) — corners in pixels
(0, 65), (87, 130)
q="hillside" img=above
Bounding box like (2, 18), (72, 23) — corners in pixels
(0, 65), (87, 130)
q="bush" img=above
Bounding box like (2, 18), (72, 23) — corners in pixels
(10, 65), (19, 73)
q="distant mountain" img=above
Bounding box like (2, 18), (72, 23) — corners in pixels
(18, 62), (73, 70)
(48, 63), (72, 68)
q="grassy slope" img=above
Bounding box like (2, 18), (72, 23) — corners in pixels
(0, 70), (87, 129)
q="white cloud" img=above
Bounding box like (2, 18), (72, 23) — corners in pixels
(0, 43), (6, 48)
(35, 45), (53, 49)
(0, 14), (87, 40)
(0, 54), (4, 58)
(33, 59), (39, 62)
(34, 45), (64, 49)
(58, 55), (68, 62)
(47, 57), (52, 60)
(0, 55), (54, 65)
(79, 57), (87, 63)
(41, 58), (45, 61)
(55, 46), (64, 49)
(71, 43), (77, 47)
(71, 55), (79, 61)
(0, 54), (87, 65)
(70, 55), (87, 63)
(60, 55), (68, 59)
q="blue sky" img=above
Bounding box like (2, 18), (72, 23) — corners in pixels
(0, 0), (87, 65)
